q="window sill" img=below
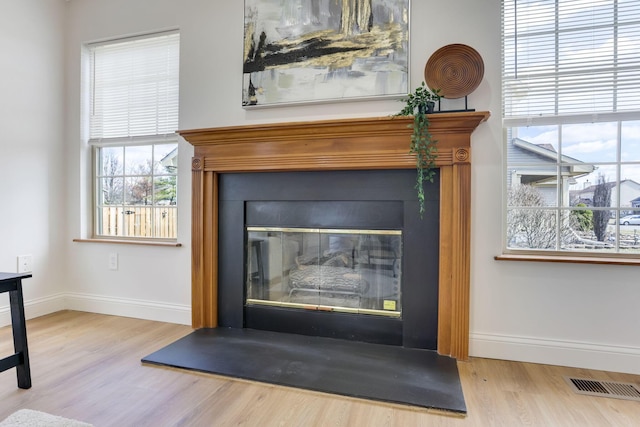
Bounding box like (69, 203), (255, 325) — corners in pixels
(495, 254), (640, 266)
(73, 238), (182, 247)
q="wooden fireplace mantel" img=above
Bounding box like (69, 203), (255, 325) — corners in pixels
(179, 111), (490, 360)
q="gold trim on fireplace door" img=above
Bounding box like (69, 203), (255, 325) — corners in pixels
(247, 227), (402, 235)
(246, 299), (402, 318)
(180, 112), (490, 361)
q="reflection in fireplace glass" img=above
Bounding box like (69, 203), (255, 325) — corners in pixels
(246, 227), (402, 317)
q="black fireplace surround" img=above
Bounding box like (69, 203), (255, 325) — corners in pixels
(217, 169), (440, 350)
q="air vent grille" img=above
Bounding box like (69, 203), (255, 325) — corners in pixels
(565, 377), (640, 402)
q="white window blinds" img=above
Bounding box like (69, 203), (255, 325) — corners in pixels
(502, 0), (640, 124)
(89, 31), (180, 142)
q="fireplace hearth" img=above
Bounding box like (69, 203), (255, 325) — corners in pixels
(179, 112), (489, 359)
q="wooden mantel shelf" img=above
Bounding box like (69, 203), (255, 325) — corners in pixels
(180, 112), (489, 173)
(179, 111), (490, 360)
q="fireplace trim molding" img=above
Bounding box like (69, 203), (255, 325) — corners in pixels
(179, 111), (489, 360)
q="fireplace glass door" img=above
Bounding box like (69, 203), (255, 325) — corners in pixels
(246, 227), (402, 317)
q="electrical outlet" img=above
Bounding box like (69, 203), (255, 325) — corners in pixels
(108, 253), (118, 270)
(17, 255), (33, 273)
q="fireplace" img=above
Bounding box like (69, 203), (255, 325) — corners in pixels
(179, 112), (489, 359)
(217, 169), (440, 348)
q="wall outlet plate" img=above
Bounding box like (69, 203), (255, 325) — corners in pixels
(108, 253), (118, 270)
(17, 255), (33, 273)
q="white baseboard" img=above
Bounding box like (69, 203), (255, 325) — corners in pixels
(471, 332), (640, 375)
(0, 293), (191, 328)
(64, 293), (191, 325)
(0, 293), (66, 327)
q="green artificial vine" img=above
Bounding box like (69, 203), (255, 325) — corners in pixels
(396, 82), (441, 217)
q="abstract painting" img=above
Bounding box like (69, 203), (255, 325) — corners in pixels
(243, 0), (409, 107)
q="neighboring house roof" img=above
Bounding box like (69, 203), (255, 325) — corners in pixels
(160, 147), (178, 169)
(509, 138), (594, 186)
(512, 138), (591, 168)
(573, 181), (617, 195)
(575, 179), (640, 193)
(570, 179), (640, 206)
(536, 143), (556, 152)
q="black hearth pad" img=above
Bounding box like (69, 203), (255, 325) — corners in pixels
(142, 328), (466, 414)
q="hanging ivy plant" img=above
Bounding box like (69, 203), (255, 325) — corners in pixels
(396, 82), (441, 217)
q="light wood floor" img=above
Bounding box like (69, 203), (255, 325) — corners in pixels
(1, 311), (638, 426)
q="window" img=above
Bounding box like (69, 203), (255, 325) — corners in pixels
(502, 0), (640, 255)
(88, 31), (179, 240)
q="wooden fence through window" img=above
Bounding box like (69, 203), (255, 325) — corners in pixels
(101, 206), (177, 238)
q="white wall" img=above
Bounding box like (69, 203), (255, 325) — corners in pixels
(0, 0), (67, 322)
(63, 0), (193, 324)
(2, 0), (638, 375)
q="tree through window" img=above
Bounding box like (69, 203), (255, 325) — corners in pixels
(96, 144), (177, 239)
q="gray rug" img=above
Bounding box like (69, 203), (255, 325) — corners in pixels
(0, 409), (92, 427)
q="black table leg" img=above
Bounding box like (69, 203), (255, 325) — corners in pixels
(9, 279), (31, 389)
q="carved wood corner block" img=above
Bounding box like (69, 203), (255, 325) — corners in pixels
(192, 157), (203, 171)
(454, 148), (471, 164)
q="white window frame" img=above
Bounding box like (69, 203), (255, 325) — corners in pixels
(87, 30), (180, 241)
(502, 0), (640, 259)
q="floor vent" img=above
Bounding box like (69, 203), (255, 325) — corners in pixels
(564, 377), (640, 401)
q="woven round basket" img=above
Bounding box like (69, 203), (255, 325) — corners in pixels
(424, 44), (484, 99)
